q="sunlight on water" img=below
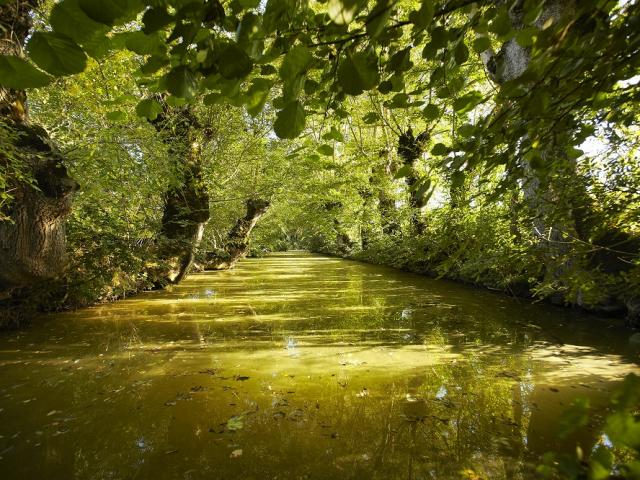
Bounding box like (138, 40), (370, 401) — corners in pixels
(0, 252), (638, 479)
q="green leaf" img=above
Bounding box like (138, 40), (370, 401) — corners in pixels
(280, 45), (313, 100)
(135, 98), (163, 120)
(122, 31), (165, 56)
(472, 36), (492, 53)
(557, 398), (590, 439)
(304, 79), (320, 94)
(317, 144), (334, 156)
(142, 7), (173, 34)
(165, 96), (186, 107)
(409, 1), (434, 30)
(274, 101), (306, 139)
(280, 45), (313, 80)
(165, 66), (197, 98)
(414, 178), (432, 206)
(260, 65), (277, 76)
(327, 0), (364, 25)
(454, 42), (469, 65)
(27, 32), (87, 76)
(394, 164), (412, 179)
(377, 80), (392, 94)
(430, 26), (448, 50)
(263, 0), (293, 34)
(388, 48), (413, 74)
(387, 92), (409, 108)
(457, 123), (475, 137)
(140, 55), (169, 74)
(566, 146), (583, 159)
(366, 0), (393, 38)
(431, 143), (449, 156)
(362, 111), (379, 123)
(515, 27), (537, 47)
(322, 126), (344, 142)
(106, 110), (126, 121)
(422, 103), (439, 120)
(226, 415), (244, 431)
(203, 93), (223, 105)
(0, 56), (52, 88)
(589, 446), (613, 480)
(245, 78), (272, 116)
(338, 50), (379, 95)
(218, 43), (253, 79)
(450, 170), (465, 189)
(489, 8), (511, 37)
(79, 0), (143, 26)
(453, 91), (483, 114)
(50, 0), (109, 45)
(422, 41), (438, 59)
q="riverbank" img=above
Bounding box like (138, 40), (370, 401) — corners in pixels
(311, 236), (639, 329)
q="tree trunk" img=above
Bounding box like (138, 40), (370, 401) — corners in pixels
(373, 158), (400, 236)
(149, 101), (210, 285)
(0, 1), (78, 298)
(398, 128), (429, 235)
(205, 198), (270, 270)
(478, 0), (577, 298)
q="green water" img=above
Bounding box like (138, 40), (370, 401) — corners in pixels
(0, 252), (638, 479)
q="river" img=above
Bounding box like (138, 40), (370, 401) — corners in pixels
(0, 252), (638, 479)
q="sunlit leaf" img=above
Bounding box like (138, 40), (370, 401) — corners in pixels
(0, 56), (52, 88)
(274, 101), (305, 139)
(27, 32), (87, 76)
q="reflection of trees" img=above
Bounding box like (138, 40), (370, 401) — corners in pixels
(0, 254), (637, 479)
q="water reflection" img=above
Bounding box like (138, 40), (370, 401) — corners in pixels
(0, 252), (638, 479)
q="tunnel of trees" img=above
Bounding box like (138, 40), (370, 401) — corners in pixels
(0, 0), (638, 323)
(0, 0), (640, 477)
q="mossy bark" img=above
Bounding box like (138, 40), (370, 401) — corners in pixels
(204, 198), (270, 270)
(398, 128), (429, 235)
(149, 101), (210, 285)
(0, 1), (78, 302)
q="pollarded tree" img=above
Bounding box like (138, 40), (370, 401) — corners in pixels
(0, 0), (79, 298)
(145, 97), (211, 284)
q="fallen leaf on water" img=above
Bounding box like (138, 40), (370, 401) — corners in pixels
(226, 415), (244, 431)
(356, 388), (369, 398)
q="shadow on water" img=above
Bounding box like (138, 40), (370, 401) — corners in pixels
(0, 252), (638, 479)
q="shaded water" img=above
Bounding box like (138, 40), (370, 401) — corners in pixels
(0, 252), (638, 479)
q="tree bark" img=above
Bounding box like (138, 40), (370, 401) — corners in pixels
(478, 1), (576, 297)
(398, 128), (429, 235)
(149, 101), (210, 284)
(205, 198), (270, 270)
(0, 1), (78, 297)
(373, 157), (400, 236)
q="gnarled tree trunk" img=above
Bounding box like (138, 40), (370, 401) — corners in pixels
(0, 1), (78, 299)
(149, 101), (210, 285)
(373, 157), (400, 236)
(398, 128), (429, 235)
(205, 198), (270, 270)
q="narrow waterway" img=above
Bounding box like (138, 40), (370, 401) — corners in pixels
(0, 252), (638, 479)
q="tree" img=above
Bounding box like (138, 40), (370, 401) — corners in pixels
(148, 98), (210, 284)
(0, 0), (78, 298)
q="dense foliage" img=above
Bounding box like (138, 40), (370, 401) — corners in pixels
(0, 0), (639, 319)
